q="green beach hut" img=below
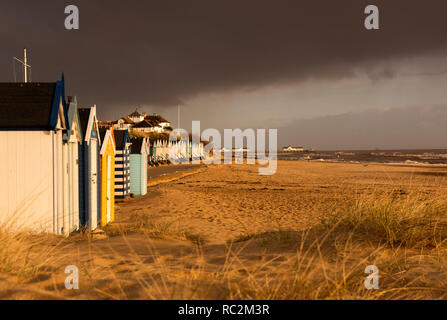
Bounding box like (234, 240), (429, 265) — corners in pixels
(129, 137), (148, 196)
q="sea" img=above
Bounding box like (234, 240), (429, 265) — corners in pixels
(276, 149), (447, 165)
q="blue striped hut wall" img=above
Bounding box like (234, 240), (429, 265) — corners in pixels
(114, 130), (131, 200)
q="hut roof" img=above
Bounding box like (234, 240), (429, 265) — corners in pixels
(64, 96), (83, 142)
(78, 108), (92, 138)
(78, 106), (101, 144)
(98, 127), (108, 142)
(99, 128), (116, 155)
(130, 137), (145, 154)
(114, 129), (130, 149)
(0, 82), (65, 130)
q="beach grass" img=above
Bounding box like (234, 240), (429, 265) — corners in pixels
(1, 162), (447, 299)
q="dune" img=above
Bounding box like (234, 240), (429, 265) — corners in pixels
(1, 161), (447, 299)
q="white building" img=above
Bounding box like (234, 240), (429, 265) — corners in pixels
(283, 146), (305, 152)
(113, 117), (134, 131)
(128, 109), (146, 124)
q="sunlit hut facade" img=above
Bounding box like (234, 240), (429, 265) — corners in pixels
(98, 127), (116, 226)
(114, 129), (131, 200)
(0, 77), (74, 234)
(129, 137), (148, 196)
(78, 106), (101, 231)
(62, 96), (82, 234)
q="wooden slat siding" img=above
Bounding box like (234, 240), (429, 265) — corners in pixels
(142, 151), (147, 195)
(0, 131), (54, 232)
(97, 142), (101, 227)
(78, 142), (85, 228)
(115, 162), (130, 166)
(68, 142), (79, 232)
(114, 172), (129, 177)
(78, 140), (101, 230)
(115, 165), (129, 170)
(62, 142), (69, 235)
(130, 150), (148, 196)
(100, 135), (116, 227)
(114, 146), (130, 199)
(56, 130), (63, 234)
(129, 154), (141, 196)
(78, 142), (91, 229)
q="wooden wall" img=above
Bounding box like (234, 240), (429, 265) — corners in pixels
(0, 131), (55, 232)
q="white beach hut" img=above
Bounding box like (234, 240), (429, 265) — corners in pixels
(0, 77), (70, 234)
(62, 96), (82, 234)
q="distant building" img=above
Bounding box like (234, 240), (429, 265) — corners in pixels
(128, 109), (146, 124)
(113, 109), (172, 135)
(283, 146), (305, 152)
(113, 116), (134, 131)
(131, 113), (172, 134)
(144, 114), (172, 131)
(132, 120), (157, 133)
(98, 120), (114, 129)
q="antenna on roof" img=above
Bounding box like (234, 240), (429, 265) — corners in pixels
(13, 48), (31, 83)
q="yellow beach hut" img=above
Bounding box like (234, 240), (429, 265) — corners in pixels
(99, 127), (116, 227)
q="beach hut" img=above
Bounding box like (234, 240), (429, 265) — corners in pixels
(78, 106), (101, 231)
(62, 96), (83, 234)
(0, 77), (70, 234)
(200, 142), (205, 160)
(114, 130), (131, 200)
(129, 137), (149, 196)
(192, 142), (201, 162)
(161, 140), (168, 163)
(99, 127), (116, 226)
(148, 138), (155, 165)
(154, 140), (161, 162)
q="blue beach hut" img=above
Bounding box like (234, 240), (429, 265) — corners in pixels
(78, 106), (101, 231)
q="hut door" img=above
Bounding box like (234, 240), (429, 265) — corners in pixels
(106, 155), (112, 223)
(89, 139), (98, 230)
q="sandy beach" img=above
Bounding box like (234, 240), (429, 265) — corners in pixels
(2, 160), (447, 300)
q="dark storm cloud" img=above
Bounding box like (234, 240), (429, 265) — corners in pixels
(1, 0), (447, 117)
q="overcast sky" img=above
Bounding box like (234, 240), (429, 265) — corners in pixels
(1, 0), (447, 149)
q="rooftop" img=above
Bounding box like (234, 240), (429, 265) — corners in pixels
(145, 114), (169, 124)
(0, 83), (57, 129)
(129, 108), (144, 117)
